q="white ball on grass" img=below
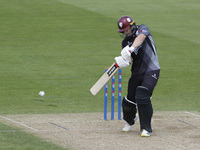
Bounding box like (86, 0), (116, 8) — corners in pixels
(39, 91), (45, 96)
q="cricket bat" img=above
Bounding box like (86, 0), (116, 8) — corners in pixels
(90, 63), (119, 96)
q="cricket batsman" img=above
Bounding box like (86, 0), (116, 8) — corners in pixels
(115, 16), (160, 137)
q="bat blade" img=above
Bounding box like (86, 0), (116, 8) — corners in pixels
(90, 63), (119, 96)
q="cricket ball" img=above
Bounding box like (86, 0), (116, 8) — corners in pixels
(39, 91), (45, 96)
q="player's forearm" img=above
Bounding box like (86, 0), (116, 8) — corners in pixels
(120, 34), (147, 60)
(131, 34), (146, 48)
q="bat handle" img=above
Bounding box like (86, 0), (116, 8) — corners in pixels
(115, 63), (119, 68)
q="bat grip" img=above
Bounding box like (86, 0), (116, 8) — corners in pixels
(115, 63), (119, 68)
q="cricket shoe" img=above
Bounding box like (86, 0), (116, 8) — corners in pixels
(141, 129), (151, 137)
(122, 114), (138, 132)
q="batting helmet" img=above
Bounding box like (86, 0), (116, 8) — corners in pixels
(117, 16), (136, 33)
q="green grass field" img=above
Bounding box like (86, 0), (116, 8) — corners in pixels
(0, 122), (65, 150)
(0, 0), (199, 149)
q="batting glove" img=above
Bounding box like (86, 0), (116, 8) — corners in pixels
(121, 45), (135, 61)
(115, 56), (130, 68)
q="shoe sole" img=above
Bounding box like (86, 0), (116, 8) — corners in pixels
(141, 134), (151, 137)
(141, 129), (151, 137)
(122, 126), (133, 132)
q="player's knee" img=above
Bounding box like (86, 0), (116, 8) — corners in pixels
(135, 86), (151, 104)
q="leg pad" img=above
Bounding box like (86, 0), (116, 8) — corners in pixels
(135, 86), (150, 104)
(135, 86), (153, 132)
(122, 97), (137, 125)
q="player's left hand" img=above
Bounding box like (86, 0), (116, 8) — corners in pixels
(115, 56), (130, 68)
(121, 45), (135, 61)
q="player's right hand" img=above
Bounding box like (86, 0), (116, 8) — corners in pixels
(121, 45), (135, 61)
(115, 56), (130, 68)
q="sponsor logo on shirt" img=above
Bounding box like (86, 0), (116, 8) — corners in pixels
(139, 30), (147, 33)
(152, 74), (157, 80)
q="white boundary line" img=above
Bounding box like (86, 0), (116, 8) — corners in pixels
(0, 115), (38, 132)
